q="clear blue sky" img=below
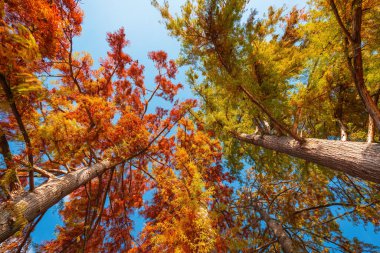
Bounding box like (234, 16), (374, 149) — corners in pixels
(29, 0), (379, 250)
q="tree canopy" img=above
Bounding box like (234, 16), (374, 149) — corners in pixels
(0, 0), (380, 252)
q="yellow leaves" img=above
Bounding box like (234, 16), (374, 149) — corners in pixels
(139, 120), (220, 252)
(38, 111), (86, 162)
(0, 23), (40, 68)
(11, 73), (43, 96)
(40, 113), (85, 140)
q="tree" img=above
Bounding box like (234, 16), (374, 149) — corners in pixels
(328, 0), (380, 131)
(38, 119), (234, 252)
(217, 158), (380, 252)
(137, 118), (233, 252)
(1, 1), (380, 252)
(153, 0), (380, 183)
(0, 0), (190, 245)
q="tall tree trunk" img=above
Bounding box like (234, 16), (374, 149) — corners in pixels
(330, 0), (380, 131)
(234, 133), (380, 183)
(367, 91), (380, 143)
(350, 1), (380, 131)
(254, 204), (296, 253)
(368, 114), (376, 143)
(0, 160), (112, 243)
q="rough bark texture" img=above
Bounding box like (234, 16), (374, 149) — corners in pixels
(0, 160), (112, 243)
(235, 133), (380, 184)
(255, 204), (296, 253)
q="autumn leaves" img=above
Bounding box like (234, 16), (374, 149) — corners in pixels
(1, 0), (380, 252)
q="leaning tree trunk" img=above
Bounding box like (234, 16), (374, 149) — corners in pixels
(234, 133), (380, 184)
(254, 204), (297, 253)
(0, 160), (112, 243)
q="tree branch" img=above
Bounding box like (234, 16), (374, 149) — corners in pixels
(239, 85), (304, 143)
(0, 73), (34, 191)
(16, 211), (46, 253)
(329, 0), (354, 43)
(293, 202), (353, 216)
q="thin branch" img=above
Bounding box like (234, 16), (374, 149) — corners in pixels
(32, 166), (57, 179)
(329, 0), (354, 43)
(254, 239), (278, 252)
(143, 82), (161, 116)
(16, 211), (46, 253)
(86, 168), (114, 242)
(293, 202), (353, 216)
(239, 85), (304, 143)
(319, 201), (377, 226)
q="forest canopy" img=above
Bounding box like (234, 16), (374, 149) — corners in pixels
(0, 0), (379, 252)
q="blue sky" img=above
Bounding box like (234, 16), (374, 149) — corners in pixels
(29, 0), (379, 250)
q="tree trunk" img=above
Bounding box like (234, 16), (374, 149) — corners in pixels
(367, 91), (379, 143)
(337, 120), (348, 141)
(330, 0), (380, 131)
(254, 204), (296, 253)
(368, 114), (375, 143)
(234, 133), (380, 184)
(350, 2), (380, 132)
(0, 160), (112, 243)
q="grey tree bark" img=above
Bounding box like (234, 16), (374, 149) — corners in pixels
(234, 133), (380, 184)
(254, 204), (297, 253)
(0, 160), (112, 243)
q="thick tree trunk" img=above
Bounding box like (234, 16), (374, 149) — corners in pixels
(255, 204), (296, 253)
(0, 160), (112, 243)
(234, 133), (380, 184)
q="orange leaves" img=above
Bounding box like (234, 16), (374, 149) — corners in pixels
(149, 50), (183, 102)
(149, 51), (169, 69)
(109, 111), (149, 156)
(136, 119), (233, 252)
(1, 1), (237, 252)
(59, 0), (84, 35)
(2, 0), (82, 64)
(106, 28), (130, 62)
(154, 75), (182, 102)
(127, 61), (145, 89)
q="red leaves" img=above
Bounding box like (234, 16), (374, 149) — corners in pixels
(107, 28), (130, 57)
(149, 51), (183, 102)
(127, 61), (145, 90)
(148, 51), (168, 69)
(167, 60), (178, 79)
(106, 28), (133, 77)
